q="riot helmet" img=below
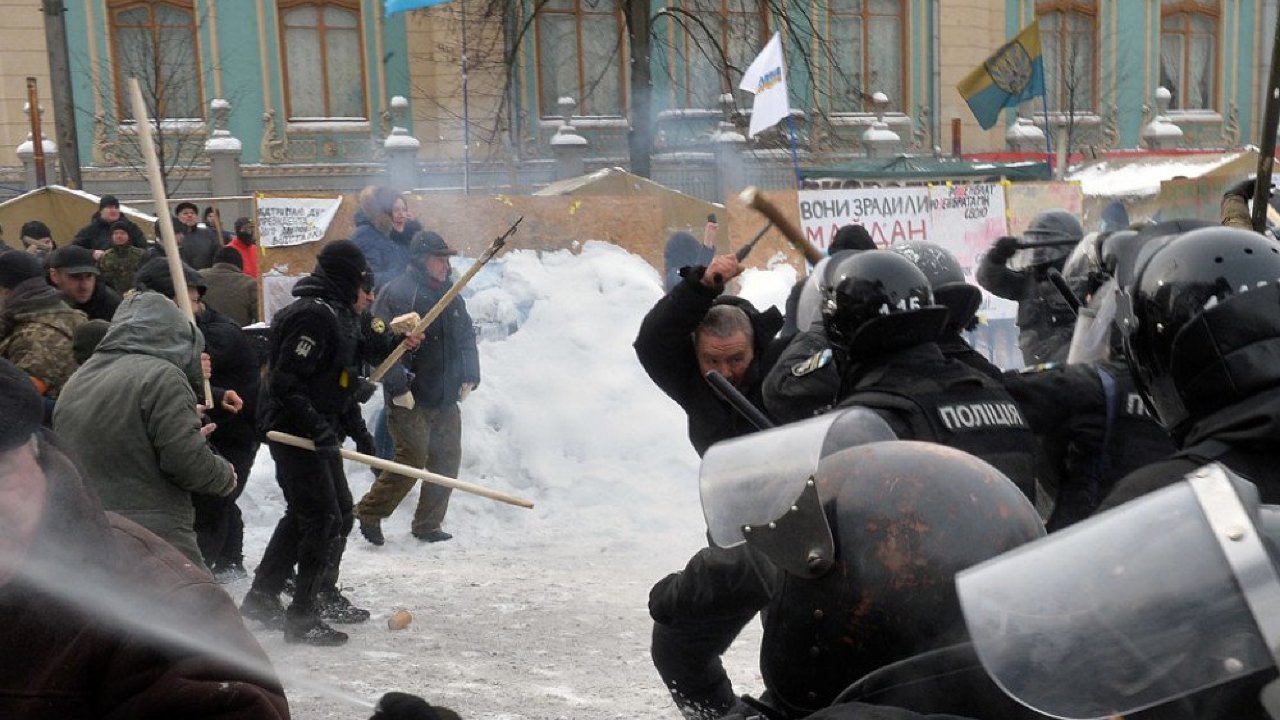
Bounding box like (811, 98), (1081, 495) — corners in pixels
(794, 250), (860, 332)
(1102, 219), (1214, 288)
(748, 440), (1044, 714)
(891, 241), (984, 333)
(1116, 226), (1280, 437)
(1011, 209), (1083, 270)
(820, 250), (948, 360)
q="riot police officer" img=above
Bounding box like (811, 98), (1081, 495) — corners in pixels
(822, 250), (1037, 499)
(651, 426), (1047, 719)
(976, 209), (1083, 366)
(1102, 226), (1280, 508)
(241, 240), (421, 646)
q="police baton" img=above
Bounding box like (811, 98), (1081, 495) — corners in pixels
(1011, 238), (1080, 250)
(735, 221), (774, 262)
(705, 371), (775, 430)
(1045, 267), (1080, 317)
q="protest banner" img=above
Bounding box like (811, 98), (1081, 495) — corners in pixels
(256, 196), (342, 248)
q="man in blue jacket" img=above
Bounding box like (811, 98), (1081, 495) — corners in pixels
(356, 231), (480, 545)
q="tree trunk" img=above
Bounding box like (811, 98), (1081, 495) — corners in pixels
(624, 0), (653, 178)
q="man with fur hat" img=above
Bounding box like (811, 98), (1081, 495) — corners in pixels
(242, 240), (422, 646)
(356, 231), (479, 546)
(72, 193), (148, 256)
(53, 290), (237, 568)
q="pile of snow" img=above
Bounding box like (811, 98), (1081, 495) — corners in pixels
(237, 242), (793, 718)
(1068, 152), (1246, 198)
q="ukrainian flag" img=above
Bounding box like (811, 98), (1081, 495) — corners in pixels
(957, 19), (1046, 130)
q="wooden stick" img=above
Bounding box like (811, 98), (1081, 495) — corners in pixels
(1254, 10), (1280, 233)
(266, 431), (534, 509)
(739, 186), (824, 265)
(128, 77), (213, 406)
(369, 217), (521, 383)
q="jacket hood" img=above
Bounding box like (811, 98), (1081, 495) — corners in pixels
(292, 271), (350, 305)
(712, 294), (784, 360)
(3, 277), (67, 314)
(356, 186), (395, 236)
(94, 291), (204, 381)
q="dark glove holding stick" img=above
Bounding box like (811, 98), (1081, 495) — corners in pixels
(369, 692), (462, 720)
(986, 236), (1021, 264)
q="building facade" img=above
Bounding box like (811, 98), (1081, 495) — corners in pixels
(0, 0), (1275, 197)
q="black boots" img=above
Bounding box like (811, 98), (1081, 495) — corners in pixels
(284, 607), (349, 646)
(240, 587), (286, 630)
(359, 517), (385, 546)
(316, 587), (371, 624)
(412, 529), (452, 543)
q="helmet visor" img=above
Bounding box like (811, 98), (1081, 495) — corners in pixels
(1066, 278), (1118, 365)
(958, 472), (1276, 720)
(700, 408), (896, 547)
(794, 256), (834, 332)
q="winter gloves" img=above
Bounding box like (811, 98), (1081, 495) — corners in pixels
(987, 236), (1021, 264)
(369, 692), (460, 720)
(1226, 177), (1256, 200)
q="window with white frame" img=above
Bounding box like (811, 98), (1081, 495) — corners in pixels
(823, 0), (904, 113)
(666, 0), (766, 109)
(1038, 1), (1097, 113)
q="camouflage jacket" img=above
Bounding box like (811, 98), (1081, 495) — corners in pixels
(98, 245), (150, 295)
(0, 277), (87, 397)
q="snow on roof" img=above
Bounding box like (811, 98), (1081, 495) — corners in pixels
(1068, 152), (1245, 198)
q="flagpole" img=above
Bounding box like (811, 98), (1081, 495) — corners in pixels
(1039, 91), (1053, 174)
(785, 114), (803, 188)
(461, 0), (470, 195)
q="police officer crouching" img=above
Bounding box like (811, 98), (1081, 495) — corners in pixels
(241, 240), (422, 646)
(650, 413), (1047, 720)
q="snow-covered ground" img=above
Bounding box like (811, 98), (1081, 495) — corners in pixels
(233, 243), (797, 718)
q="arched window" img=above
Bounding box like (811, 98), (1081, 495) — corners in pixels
(823, 0), (904, 113)
(1160, 0), (1218, 110)
(1037, 1), (1097, 113)
(667, 0), (767, 109)
(535, 0), (625, 117)
(109, 1), (202, 120)
(280, 0), (368, 120)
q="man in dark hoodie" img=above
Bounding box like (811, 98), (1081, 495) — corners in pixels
(241, 240), (422, 646)
(72, 194), (148, 256)
(174, 201), (222, 270)
(635, 253), (784, 457)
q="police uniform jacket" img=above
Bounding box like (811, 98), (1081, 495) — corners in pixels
(975, 256), (1073, 366)
(1102, 384), (1280, 509)
(634, 268), (784, 456)
(258, 273), (395, 442)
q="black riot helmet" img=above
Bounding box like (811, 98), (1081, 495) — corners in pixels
(1013, 209), (1084, 269)
(891, 241), (984, 333)
(821, 250), (949, 359)
(754, 441), (1045, 715)
(1102, 219), (1214, 288)
(1116, 227), (1280, 438)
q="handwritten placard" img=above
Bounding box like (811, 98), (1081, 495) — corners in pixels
(257, 196), (342, 248)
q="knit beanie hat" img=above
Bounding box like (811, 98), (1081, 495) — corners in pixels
(0, 358), (43, 451)
(0, 251), (44, 290)
(315, 240), (373, 302)
(72, 319), (111, 365)
(134, 257), (206, 298)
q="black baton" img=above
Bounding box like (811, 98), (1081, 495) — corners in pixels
(705, 370), (775, 430)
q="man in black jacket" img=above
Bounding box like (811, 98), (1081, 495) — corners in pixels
(173, 201), (222, 270)
(634, 253), (784, 456)
(72, 194), (148, 256)
(240, 240), (420, 646)
(47, 245), (121, 321)
(356, 231), (478, 546)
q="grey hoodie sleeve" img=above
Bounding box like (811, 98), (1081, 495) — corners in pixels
(144, 365), (235, 497)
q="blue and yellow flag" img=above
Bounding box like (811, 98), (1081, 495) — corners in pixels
(957, 19), (1045, 130)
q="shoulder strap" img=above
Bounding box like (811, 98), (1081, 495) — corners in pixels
(1095, 366), (1118, 483)
(1173, 438), (1233, 466)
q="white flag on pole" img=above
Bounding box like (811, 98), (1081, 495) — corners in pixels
(739, 32), (791, 138)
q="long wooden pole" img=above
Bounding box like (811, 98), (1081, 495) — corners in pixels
(128, 77), (213, 406)
(26, 77), (46, 187)
(1254, 10), (1280, 233)
(369, 218), (520, 382)
(266, 431), (534, 509)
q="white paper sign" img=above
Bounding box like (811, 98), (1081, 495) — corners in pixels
(797, 184), (1016, 319)
(257, 197), (342, 248)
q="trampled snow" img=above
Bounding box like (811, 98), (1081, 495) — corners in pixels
(237, 243), (795, 718)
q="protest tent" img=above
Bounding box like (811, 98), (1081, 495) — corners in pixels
(0, 185), (157, 251)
